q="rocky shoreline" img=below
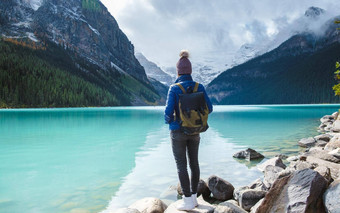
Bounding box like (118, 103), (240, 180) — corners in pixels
(110, 112), (340, 213)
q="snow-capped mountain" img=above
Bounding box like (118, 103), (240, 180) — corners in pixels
(135, 52), (175, 86)
(178, 6), (331, 86)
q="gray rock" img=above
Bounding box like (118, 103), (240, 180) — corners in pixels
(306, 147), (340, 163)
(275, 154), (288, 160)
(165, 196), (214, 213)
(320, 115), (334, 123)
(332, 120), (340, 132)
(315, 140), (328, 147)
(257, 157), (286, 172)
(114, 208), (141, 213)
(208, 176), (234, 201)
(233, 186), (249, 201)
(332, 111), (339, 120)
(324, 178), (340, 213)
(263, 165), (284, 189)
(325, 136), (340, 151)
(286, 155), (299, 162)
(214, 200), (247, 213)
(288, 160), (315, 171)
(298, 137), (316, 148)
(248, 178), (268, 191)
(250, 198), (263, 213)
(314, 134), (333, 142)
(238, 189), (266, 211)
(256, 169), (328, 213)
(314, 166), (333, 183)
(305, 155), (340, 180)
(129, 197), (167, 213)
(232, 148), (264, 161)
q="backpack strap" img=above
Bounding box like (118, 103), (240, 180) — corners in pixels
(193, 82), (199, 93)
(175, 83), (186, 94)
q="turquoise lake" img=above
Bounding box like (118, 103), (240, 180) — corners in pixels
(0, 105), (339, 213)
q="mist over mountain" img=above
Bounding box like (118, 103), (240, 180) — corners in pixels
(207, 9), (340, 104)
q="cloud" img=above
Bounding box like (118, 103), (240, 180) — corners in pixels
(100, 0), (340, 68)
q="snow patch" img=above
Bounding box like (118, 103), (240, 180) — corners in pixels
(26, 32), (39, 42)
(88, 24), (100, 36)
(111, 62), (126, 74)
(28, 0), (43, 11)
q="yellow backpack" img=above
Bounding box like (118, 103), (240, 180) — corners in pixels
(175, 82), (209, 135)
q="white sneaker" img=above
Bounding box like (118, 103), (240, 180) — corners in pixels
(191, 193), (198, 207)
(177, 196), (195, 211)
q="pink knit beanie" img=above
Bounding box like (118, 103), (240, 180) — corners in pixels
(176, 50), (192, 75)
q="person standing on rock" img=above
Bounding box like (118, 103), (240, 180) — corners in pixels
(164, 50), (213, 210)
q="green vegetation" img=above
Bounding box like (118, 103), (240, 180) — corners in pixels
(82, 0), (101, 11)
(333, 20), (340, 96)
(0, 39), (160, 108)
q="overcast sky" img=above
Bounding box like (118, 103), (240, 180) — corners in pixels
(100, 0), (340, 68)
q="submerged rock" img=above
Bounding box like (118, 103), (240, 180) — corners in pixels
(208, 175), (234, 201)
(232, 148), (264, 161)
(256, 169), (328, 213)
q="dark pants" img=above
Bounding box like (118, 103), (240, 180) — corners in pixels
(170, 130), (200, 197)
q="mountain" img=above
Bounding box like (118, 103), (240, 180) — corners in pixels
(0, 0), (164, 107)
(207, 15), (340, 105)
(135, 52), (175, 86)
(180, 7), (332, 86)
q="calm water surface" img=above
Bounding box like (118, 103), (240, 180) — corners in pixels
(0, 105), (339, 213)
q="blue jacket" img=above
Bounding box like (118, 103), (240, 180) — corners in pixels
(164, 74), (213, 130)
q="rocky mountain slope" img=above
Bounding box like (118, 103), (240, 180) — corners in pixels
(207, 15), (340, 104)
(0, 0), (165, 107)
(135, 52), (174, 86)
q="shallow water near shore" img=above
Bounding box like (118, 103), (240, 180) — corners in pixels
(0, 104), (339, 213)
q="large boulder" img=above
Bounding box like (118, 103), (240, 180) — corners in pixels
(298, 137), (316, 148)
(214, 200), (247, 213)
(129, 198), (167, 213)
(255, 169), (328, 213)
(232, 148), (264, 161)
(165, 196), (214, 213)
(208, 176), (234, 201)
(323, 178), (340, 213)
(263, 165), (285, 189)
(257, 157), (286, 172)
(238, 189), (266, 211)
